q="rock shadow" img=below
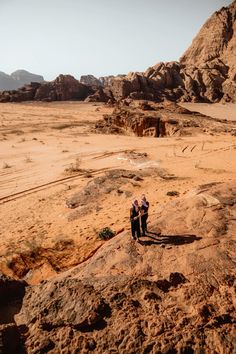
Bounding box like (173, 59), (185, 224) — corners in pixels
(139, 233), (202, 246)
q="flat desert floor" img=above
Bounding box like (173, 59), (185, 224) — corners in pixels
(0, 101), (236, 283)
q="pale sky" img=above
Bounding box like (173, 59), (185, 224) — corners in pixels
(0, 0), (233, 80)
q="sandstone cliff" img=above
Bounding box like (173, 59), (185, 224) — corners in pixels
(107, 1), (236, 103)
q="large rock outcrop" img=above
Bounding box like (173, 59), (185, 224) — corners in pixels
(107, 1), (236, 103)
(0, 74), (93, 102)
(10, 182), (236, 353)
(0, 70), (44, 91)
(180, 0), (236, 102)
(96, 100), (236, 137)
(80, 74), (103, 88)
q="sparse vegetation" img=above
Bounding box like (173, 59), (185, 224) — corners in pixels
(2, 162), (11, 169)
(65, 157), (82, 173)
(98, 227), (115, 240)
(167, 191), (179, 196)
(24, 237), (42, 256)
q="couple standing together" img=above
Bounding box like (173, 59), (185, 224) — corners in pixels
(130, 195), (149, 241)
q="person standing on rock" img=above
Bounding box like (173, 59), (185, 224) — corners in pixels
(140, 194), (149, 236)
(130, 199), (141, 241)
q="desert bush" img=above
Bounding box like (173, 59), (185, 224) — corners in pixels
(98, 227), (115, 240)
(65, 157), (82, 173)
(2, 162), (11, 169)
(167, 191), (179, 196)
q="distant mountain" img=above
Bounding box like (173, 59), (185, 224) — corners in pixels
(0, 70), (44, 91)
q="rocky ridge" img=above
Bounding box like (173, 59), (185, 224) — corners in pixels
(95, 100), (236, 137)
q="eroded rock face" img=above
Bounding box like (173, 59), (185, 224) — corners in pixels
(84, 87), (111, 102)
(95, 100), (236, 137)
(80, 74), (103, 88)
(180, 0), (236, 102)
(13, 182), (236, 353)
(180, 1), (236, 68)
(0, 75), (93, 102)
(107, 2), (236, 103)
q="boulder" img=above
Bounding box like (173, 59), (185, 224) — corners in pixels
(80, 74), (103, 88)
(84, 87), (110, 102)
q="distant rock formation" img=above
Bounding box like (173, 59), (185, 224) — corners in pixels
(80, 74), (102, 88)
(0, 1), (235, 103)
(0, 70), (44, 91)
(84, 87), (111, 103)
(0, 75), (92, 102)
(80, 74), (126, 89)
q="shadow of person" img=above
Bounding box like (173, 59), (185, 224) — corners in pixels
(139, 233), (202, 246)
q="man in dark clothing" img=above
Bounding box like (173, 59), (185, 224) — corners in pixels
(130, 199), (141, 241)
(140, 195), (149, 236)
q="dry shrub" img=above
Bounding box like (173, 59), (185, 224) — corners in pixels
(65, 157), (82, 174)
(98, 227), (115, 240)
(2, 162), (11, 169)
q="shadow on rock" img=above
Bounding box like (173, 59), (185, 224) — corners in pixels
(139, 233), (202, 246)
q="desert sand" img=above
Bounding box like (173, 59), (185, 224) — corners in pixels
(1, 101), (236, 353)
(0, 101), (235, 284)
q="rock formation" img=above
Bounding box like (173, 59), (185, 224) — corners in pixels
(107, 1), (236, 103)
(180, 0), (236, 102)
(1, 2), (235, 104)
(0, 75), (93, 102)
(96, 100), (236, 137)
(0, 70), (44, 91)
(85, 87), (111, 103)
(1, 181), (233, 353)
(80, 74), (103, 88)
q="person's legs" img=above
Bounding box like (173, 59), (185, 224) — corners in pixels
(143, 215), (148, 233)
(131, 222), (136, 240)
(141, 217), (146, 236)
(136, 221), (141, 240)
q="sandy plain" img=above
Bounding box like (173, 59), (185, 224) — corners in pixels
(0, 101), (235, 284)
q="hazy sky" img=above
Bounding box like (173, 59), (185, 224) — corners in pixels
(0, 0), (233, 80)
